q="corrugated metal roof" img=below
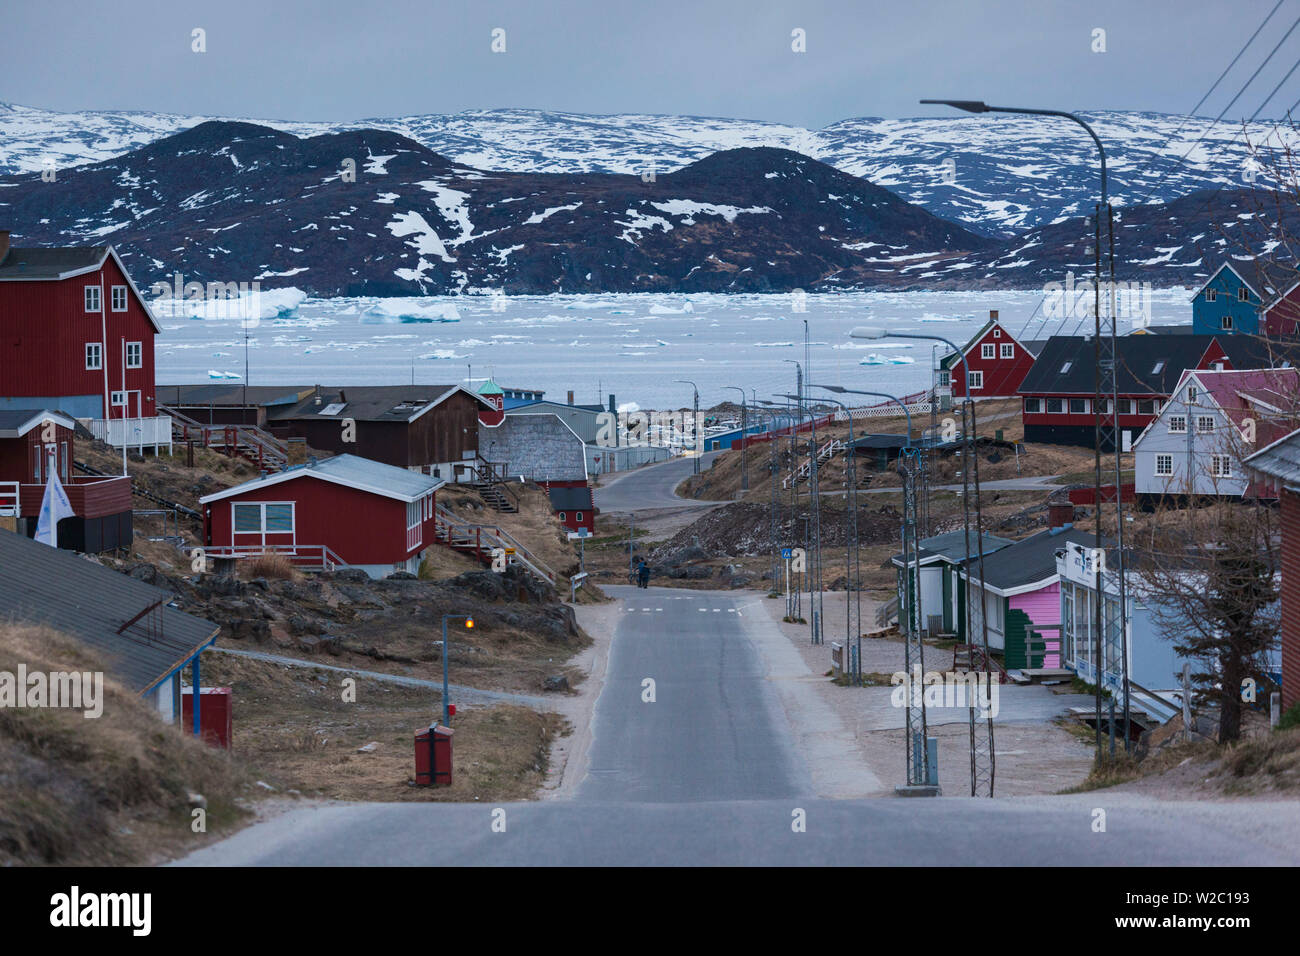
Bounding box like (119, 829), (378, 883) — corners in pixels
(548, 486), (593, 511)
(963, 526), (1108, 592)
(891, 531), (1014, 567)
(0, 531), (218, 693)
(200, 453), (444, 504)
(1244, 427), (1300, 485)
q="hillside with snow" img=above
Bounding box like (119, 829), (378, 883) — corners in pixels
(1, 101), (1297, 238)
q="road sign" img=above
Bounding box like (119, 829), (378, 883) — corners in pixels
(781, 547), (793, 559)
(567, 530), (591, 540)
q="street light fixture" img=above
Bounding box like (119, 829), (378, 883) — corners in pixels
(440, 614), (474, 725)
(852, 325), (993, 796)
(674, 379), (701, 475)
(723, 385), (749, 492)
(921, 96), (1128, 754)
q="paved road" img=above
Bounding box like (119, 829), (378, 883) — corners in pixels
(179, 586), (1300, 866)
(857, 474), (1066, 495)
(594, 450), (725, 512)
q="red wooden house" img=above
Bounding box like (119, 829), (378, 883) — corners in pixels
(0, 231), (170, 450)
(940, 311), (1045, 400)
(548, 485), (595, 532)
(0, 409), (133, 551)
(200, 453), (444, 578)
(1018, 334), (1237, 450)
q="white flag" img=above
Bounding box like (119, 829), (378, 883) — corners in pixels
(35, 470), (75, 548)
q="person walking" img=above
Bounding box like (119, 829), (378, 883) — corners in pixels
(636, 559), (651, 589)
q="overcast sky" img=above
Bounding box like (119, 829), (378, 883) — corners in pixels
(1, 0), (1295, 127)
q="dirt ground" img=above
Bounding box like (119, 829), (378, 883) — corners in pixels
(196, 651), (566, 803)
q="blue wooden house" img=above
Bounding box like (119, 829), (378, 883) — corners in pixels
(1190, 263), (1265, 335)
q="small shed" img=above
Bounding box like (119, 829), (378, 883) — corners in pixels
(891, 530), (1013, 637)
(201, 453), (444, 578)
(548, 485), (595, 532)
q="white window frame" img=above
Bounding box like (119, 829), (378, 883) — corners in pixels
(576, 511), (583, 522)
(111, 285), (128, 312)
(1206, 288), (1217, 302)
(968, 370), (983, 390)
(1238, 286), (1249, 302)
(1168, 415), (1187, 434)
(231, 501), (296, 547)
(84, 285), (101, 313)
(125, 341), (143, 369)
(1000, 343), (1014, 359)
(85, 342), (102, 370)
(1211, 455), (1232, 478)
(1024, 397), (1042, 414)
(1069, 398), (1089, 414)
(1197, 415), (1215, 434)
(559, 511), (567, 522)
(1187, 386), (1197, 403)
(1046, 398), (1064, 414)
(981, 344), (995, 360)
(1221, 315), (1233, 330)
(937, 369), (951, 387)
(1155, 454), (1173, 477)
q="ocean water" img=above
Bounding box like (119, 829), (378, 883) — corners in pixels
(154, 289), (1193, 411)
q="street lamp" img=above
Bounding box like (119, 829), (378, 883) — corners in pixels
(723, 385), (749, 492)
(922, 96), (1127, 754)
(440, 614), (474, 725)
(674, 379), (700, 475)
(852, 325), (992, 796)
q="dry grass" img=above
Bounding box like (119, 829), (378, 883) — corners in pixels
(242, 551), (301, 581)
(0, 624), (249, 865)
(197, 651), (567, 802)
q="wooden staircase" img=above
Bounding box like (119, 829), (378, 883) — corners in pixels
(952, 643), (1012, 685)
(432, 503), (555, 585)
(783, 437), (846, 489)
(160, 403), (289, 472)
(469, 456), (518, 512)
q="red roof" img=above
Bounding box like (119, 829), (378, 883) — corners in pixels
(1181, 367), (1300, 435)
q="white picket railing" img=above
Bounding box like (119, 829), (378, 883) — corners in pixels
(88, 415), (174, 453)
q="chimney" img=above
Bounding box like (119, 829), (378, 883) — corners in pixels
(0, 230), (9, 264)
(989, 309), (999, 322)
(567, 390), (574, 406)
(1049, 503), (1075, 530)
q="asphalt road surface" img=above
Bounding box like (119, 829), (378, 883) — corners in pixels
(178, 586), (1300, 866)
(594, 450), (724, 512)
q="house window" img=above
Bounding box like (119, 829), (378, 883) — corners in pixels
(126, 341), (142, 369)
(264, 504), (293, 532)
(233, 504), (260, 532)
(1046, 398), (1064, 414)
(85, 342), (102, 370)
(1060, 361), (1073, 374)
(1024, 398), (1042, 414)
(1206, 288), (1216, 302)
(1238, 286), (1249, 302)
(1000, 343), (1014, 359)
(1151, 361), (1165, 375)
(576, 511), (583, 521)
(1197, 415), (1215, 433)
(1221, 315), (1233, 330)
(1137, 399), (1156, 415)
(1097, 398), (1112, 415)
(233, 502), (294, 536)
(1211, 455), (1232, 477)
(968, 370), (983, 390)
(1069, 398), (1088, 414)
(84, 286), (101, 312)
(559, 512), (567, 522)
(1156, 454), (1173, 476)
(937, 369), (951, 387)
(111, 286), (128, 311)
(1168, 415), (1187, 434)
(1187, 386), (1197, 404)
(981, 344), (995, 360)
(406, 499), (421, 529)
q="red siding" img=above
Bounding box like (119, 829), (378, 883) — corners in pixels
(0, 251), (156, 416)
(204, 475), (437, 567)
(1283, 490), (1300, 712)
(1266, 285), (1300, 337)
(949, 323), (1038, 399)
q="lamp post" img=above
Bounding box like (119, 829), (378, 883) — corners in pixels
(440, 614), (474, 725)
(852, 325), (991, 796)
(674, 380), (700, 475)
(805, 388), (864, 682)
(921, 97), (1127, 753)
(723, 385), (749, 492)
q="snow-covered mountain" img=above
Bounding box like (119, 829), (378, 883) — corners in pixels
(1, 101), (1296, 238)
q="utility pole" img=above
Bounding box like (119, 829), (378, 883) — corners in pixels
(809, 391), (859, 679)
(724, 386), (749, 492)
(674, 380), (701, 476)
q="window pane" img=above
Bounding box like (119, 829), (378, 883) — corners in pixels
(264, 503), (293, 532)
(234, 504), (262, 532)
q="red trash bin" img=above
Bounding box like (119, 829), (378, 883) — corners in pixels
(414, 723), (454, 786)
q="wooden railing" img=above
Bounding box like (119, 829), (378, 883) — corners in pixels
(200, 543), (347, 572)
(432, 503), (556, 585)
